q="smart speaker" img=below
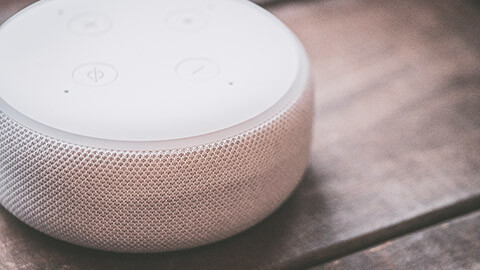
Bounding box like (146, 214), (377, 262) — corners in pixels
(0, 0), (313, 252)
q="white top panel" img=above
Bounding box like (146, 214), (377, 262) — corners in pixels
(0, 0), (302, 141)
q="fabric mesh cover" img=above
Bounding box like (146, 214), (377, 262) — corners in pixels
(0, 85), (313, 252)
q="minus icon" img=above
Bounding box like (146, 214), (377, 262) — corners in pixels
(192, 65), (205, 75)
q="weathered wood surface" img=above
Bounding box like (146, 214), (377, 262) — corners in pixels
(0, 0), (479, 269)
(314, 211), (480, 270)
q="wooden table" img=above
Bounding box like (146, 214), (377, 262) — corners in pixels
(0, 0), (479, 269)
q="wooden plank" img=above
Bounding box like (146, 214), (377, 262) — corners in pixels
(0, 0), (480, 269)
(0, 0), (34, 25)
(313, 211), (480, 270)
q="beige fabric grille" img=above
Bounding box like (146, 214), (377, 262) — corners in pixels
(0, 85), (313, 252)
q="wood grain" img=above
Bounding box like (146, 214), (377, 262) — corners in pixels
(314, 211), (480, 270)
(0, 0), (479, 269)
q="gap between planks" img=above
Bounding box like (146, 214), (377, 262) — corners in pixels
(294, 194), (480, 269)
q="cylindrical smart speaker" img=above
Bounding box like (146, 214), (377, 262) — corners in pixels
(0, 0), (313, 252)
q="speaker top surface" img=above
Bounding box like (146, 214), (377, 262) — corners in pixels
(0, 0), (307, 144)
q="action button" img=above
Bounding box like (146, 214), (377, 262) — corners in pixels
(167, 10), (206, 30)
